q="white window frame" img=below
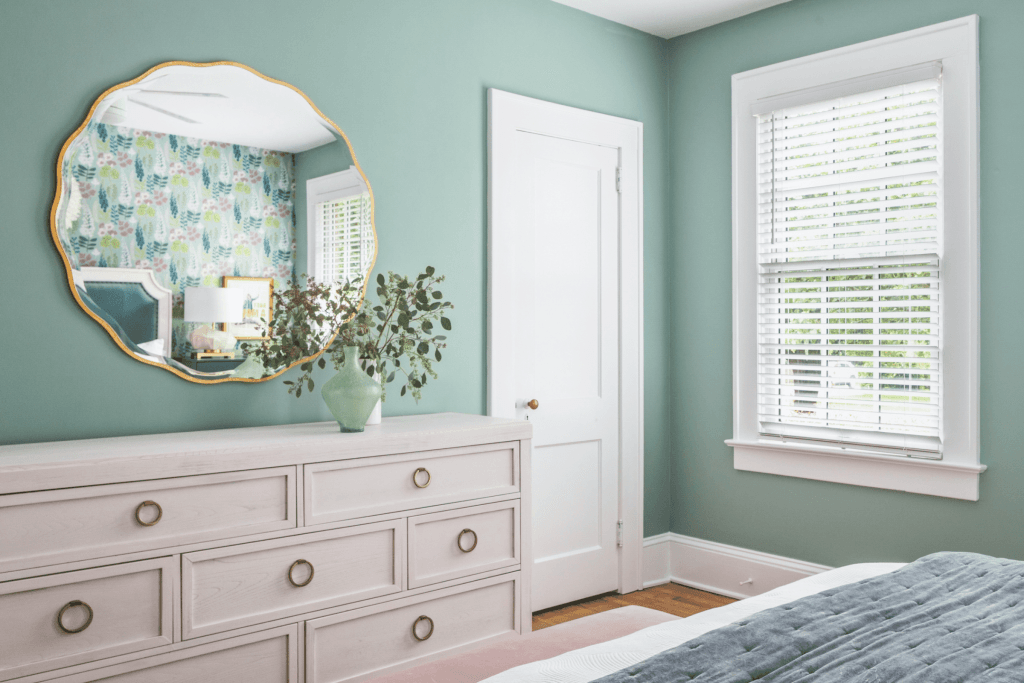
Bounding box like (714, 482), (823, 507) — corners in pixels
(728, 16), (982, 500)
(306, 165), (371, 284)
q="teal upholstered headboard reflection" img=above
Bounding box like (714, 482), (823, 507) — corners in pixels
(85, 281), (159, 346)
(72, 267), (172, 356)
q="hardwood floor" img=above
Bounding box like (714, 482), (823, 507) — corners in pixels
(532, 583), (736, 630)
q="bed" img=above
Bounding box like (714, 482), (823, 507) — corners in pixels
(480, 552), (1024, 683)
(71, 266), (208, 376)
(72, 266), (172, 357)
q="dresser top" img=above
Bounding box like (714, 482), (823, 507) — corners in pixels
(0, 413), (531, 494)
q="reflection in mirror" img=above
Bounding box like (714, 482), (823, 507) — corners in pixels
(53, 63), (375, 382)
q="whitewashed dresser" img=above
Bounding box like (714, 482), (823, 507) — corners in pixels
(0, 413), (532, 683)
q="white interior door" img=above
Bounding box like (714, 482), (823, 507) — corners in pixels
(489, 89), (645, 615)
(515, 133), (621, 610)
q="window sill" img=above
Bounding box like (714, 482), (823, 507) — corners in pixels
(725, 439), (986, 501)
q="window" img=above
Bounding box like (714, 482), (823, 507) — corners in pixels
(306, 166), (374, 285)
(756, 75), (942, 455)
(316, 192), (373, 285)
(729, 17), (980, 500)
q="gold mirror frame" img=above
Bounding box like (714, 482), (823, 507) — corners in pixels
(50, 61), (376, 384)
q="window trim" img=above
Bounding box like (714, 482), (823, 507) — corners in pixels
(729, 15), (982, 500)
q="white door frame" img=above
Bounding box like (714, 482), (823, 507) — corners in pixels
(487, 88), (645, 597)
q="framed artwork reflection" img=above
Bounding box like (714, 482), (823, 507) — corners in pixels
(222, 276), (274, 340)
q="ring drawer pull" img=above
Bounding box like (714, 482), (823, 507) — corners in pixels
(57, 600), (94, 634)
(457, 528), (478, 553)
(412, 467), (431, 489)
(287, 559), (315, 587)
(135, 500), (163, 527)
(412, 615), (434, 641)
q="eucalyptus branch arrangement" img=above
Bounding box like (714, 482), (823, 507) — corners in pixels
(240, 276), (361, 396)
(246, 267), (453, 401)
(330, 267), (453, 402)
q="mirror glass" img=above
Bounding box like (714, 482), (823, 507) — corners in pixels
(52, 62), (375, 382)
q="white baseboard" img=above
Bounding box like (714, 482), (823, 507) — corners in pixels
(642, 533), (832, 599)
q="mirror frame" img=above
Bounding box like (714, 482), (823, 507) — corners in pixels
(51, 60), (376, 384)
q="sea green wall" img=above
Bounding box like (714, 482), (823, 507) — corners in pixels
(667, 0), (1024, 566)
(0, 0), (672, 534)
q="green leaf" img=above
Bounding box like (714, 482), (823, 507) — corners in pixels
(417, 342), (429, 354)
(435, 349), (442, 361)
(296, 387), (302, 398)
(441, 317), (452, 331)
(377, 273), (385, 287)
(387, 371), (396, 383)
(365, 364), (375, 376)
(307, 379), (314, 392)
(318, 357), (326, 369)
(401, 385), (407, 397)
(416, 290), (428, 305)
(431, 291), (443, 299)
(283, 380), (294, 386)
(301, 362), (312, 372)
(411, 378), (422, 388)
(425, 265), (435, 276)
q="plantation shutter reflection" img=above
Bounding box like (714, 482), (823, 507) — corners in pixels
(316, 192), (373, 285)
(756, 78), (942, 455)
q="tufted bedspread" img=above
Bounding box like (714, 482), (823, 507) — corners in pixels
(593, 552), (1024, 683)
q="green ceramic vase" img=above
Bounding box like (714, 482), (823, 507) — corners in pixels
(321, 346), (383, 433)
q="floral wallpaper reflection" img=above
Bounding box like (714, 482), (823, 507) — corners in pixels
(57, 123), (295, 357)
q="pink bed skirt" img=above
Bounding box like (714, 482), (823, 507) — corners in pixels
(366, 605), (681, 683)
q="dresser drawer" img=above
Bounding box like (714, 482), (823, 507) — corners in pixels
(0, 557), (174, 682)
(0, 468), (296, 573)
(408, 500), (520, 588)
(182, 520), (403, 639)
(54, 625), (298, 683)
(306, 574), (519, 683)
(305, 442), (519, 525)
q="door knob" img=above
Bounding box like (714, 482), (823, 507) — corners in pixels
(526, 399), (539, 410)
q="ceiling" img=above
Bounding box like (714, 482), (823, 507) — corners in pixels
(551, 0), (794, 39)
(93, 64), (337, 154)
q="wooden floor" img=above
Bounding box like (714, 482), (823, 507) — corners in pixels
(532, 583), (736, 630)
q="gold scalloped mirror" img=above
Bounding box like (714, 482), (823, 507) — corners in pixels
(52, 61), (375, 383)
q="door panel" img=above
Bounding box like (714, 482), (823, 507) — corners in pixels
(514, 132), (620, 610)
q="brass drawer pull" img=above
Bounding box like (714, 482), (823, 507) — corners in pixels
(457, 528), (478, 553)
(288, 559), (315, 587)
(135, 500), (163, 526)
(57, 600), (94, 634)
(412, 615), (434, 641)
(412, 467), (431, 489)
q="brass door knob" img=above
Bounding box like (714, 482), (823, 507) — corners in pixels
(526, 399), (539, 410)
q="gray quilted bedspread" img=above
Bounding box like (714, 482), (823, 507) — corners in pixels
(593, 552), (1024, 682)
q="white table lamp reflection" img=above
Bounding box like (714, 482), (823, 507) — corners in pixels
(184, 287), (244, 357)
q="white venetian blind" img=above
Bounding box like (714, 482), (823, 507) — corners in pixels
(756, 76), (943, 454)
(315, 192), (373, 285)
